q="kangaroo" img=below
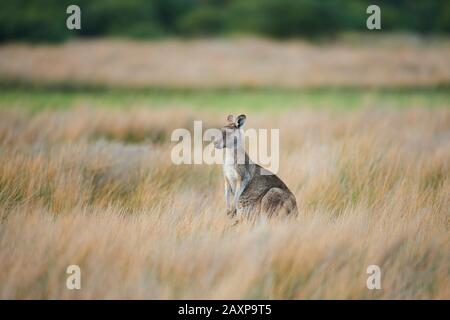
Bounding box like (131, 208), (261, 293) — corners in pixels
(214, 114), (298, 219)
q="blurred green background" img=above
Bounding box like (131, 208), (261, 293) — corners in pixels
(1, 0), (449, 111)
(1, 0), (450, 42)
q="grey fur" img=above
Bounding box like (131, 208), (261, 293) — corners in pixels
(214, 114), (298, 218)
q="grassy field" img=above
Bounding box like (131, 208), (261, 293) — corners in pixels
(1, 86), (450, 112)
(0, 87), (449, 299)
(1, 38), (450, 89)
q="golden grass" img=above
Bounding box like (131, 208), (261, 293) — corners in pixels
(0, 106), (449, 299)
(1, 37), (450, 88)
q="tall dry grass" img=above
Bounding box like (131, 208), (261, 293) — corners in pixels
(1, 38), (450, 88)
(0, 106), (449, 299)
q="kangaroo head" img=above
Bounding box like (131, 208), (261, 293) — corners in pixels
(214, 114), (246, 149)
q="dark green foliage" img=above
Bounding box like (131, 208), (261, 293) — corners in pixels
(226, 0), (347, 38)
(0, 0), (449, 42)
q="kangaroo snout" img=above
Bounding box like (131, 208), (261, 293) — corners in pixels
(213, 136), (224, 149)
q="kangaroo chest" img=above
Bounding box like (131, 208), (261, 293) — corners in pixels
(223, 164), (239, 191)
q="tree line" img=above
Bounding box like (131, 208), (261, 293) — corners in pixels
(1, 0), (449, 42)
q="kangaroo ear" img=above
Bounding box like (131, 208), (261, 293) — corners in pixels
(227, 114), (234, 124)
(235, 114), (246, 128)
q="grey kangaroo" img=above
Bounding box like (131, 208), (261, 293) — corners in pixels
(214, 114), (298, 218)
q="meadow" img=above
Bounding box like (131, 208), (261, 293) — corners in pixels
(0, 85), (449, 299)
(1, 37), (450, 89)
(0, 36), (449, 299)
